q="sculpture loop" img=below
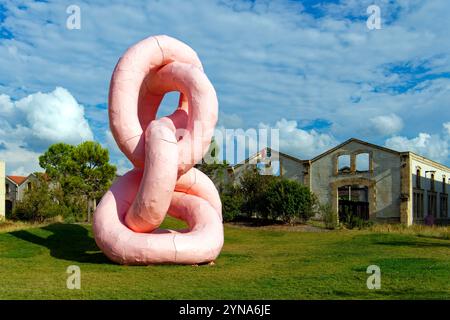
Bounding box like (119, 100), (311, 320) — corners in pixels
(93, 35), (224, 265)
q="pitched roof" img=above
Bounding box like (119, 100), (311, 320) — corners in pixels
(229, 138), (450, 172)
(405, 151), (450, 172)
(233, 147), (307, 169)
(310, 138), (400, 162)
(7, 175), (28, 185)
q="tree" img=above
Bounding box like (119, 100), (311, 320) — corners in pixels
(239, 168), (277, 218)
(12, 174), (60, 222)
(220, 183), (244, 222)
(263, 179), (317, 223)
(196, 137), (229, 190)
(39, 143), (75, 180)
(39, 141), (117, 222)
(72, 141), (117, 222)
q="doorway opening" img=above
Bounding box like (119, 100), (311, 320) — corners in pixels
(5, 200), (13, 216)
(338, 185), (369, 221)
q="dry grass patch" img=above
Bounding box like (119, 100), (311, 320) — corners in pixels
(370, 224), (450, 240)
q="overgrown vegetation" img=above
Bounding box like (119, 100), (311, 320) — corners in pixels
(239, 169), (278, 219)
(198, 164), (318, 224)
(10, 141), (116, 223)
(342, 214), (373, 229)
(339, 209), (374, 229)
(263, 179), (317, 223)
(369, 223), (450, 240)
(12, 174), (60, 222)
(319, 204), (338, 230)
(219, 183), (244, 222)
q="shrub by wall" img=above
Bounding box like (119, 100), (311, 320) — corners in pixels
(263, 179), (317, 223)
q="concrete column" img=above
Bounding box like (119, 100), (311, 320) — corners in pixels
(400, 154), (413, 226)
(350, 153), (356, 173)
(0, 161), (5, 220)
(303, 161), (311, 188)
(330, 185), (339, 223)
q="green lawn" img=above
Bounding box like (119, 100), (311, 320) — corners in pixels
(0, 218), (449, 299)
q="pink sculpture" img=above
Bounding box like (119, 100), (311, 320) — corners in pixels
(93, 35), (224, 265)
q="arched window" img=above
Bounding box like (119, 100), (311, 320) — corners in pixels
(337, 155), (351, 174)
(355, 153), (370, 172)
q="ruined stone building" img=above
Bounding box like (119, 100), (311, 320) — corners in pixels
(0, 161), (4, 220)
(231, 138), (450, 225)
(1, 138), (449, 225)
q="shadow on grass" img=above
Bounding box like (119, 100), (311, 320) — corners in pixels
(351, 234), (450, 249)
(375, 240), (450, 248)
(230, 216), (289, 227)
(9, 223), (112, 264)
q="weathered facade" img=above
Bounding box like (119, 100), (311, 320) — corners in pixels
(2, 138), (450, 225)
(4, 173), (38, 216)
(0, 161), (5, 220)
(231, 138), (450, 225)
(232, 149), (308, 183)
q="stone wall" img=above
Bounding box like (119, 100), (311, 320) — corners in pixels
(0, 161), (5, 220)
(228, 140), (450, 225)
(410, 153), (450, 223)
(309, 140), (402, 221)
(232, 149), (306, 184)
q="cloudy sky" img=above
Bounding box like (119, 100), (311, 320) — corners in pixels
(0, 0), (449, 175)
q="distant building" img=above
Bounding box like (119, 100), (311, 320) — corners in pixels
(0, 161), (5, 220)
(2, 137), (450, 225)
(4, 173), (38, 217)
(231, 138), (450, 226)
(0, 167), (121, 219)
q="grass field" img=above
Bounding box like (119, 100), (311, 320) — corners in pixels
(0, 218), (449, 299)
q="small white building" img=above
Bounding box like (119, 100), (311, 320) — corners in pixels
(0, 162), (39, 218)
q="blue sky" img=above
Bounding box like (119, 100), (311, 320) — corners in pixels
(0, 0), (449, 174)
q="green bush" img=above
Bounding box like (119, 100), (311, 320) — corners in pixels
(11, 175), (89, 223)
(320, 204), (338, 229)
(239, 168), (277, 218)
(220, 192), (243, 222)
(218, 169), (318, 224)
(58, 196), (88, 223)
(263, 179), (317, 223)
(12, 176), (60, 222)
(341, 212), (373, 229)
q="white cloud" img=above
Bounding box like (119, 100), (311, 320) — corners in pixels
(1, 0), (450, 167)
(263, 118), (338, 160)
(443, 122), (450, 137)
(369, 114), (403, 136)
(385, 122), (450, 163)
(213, 118), (336, 164)
(16, 87), (93, 148)
(0, 141), (41, 176)
(218, 112), (244, 129)
(104, 129), (132, 175)
(0, 87), (93, 174)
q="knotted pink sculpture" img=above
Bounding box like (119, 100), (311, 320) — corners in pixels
(93, 35), (224, 265)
